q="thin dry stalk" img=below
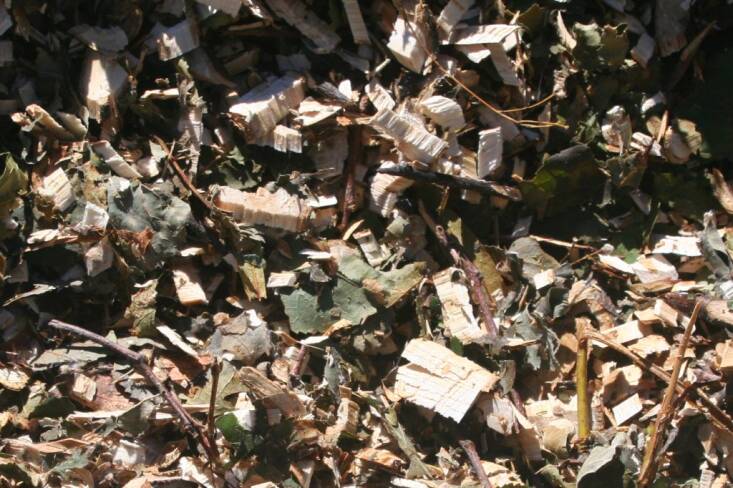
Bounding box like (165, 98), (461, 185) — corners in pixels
(576, 317), (591, 443)
(638, 300), (702, 487)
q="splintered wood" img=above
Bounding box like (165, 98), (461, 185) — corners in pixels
(213, 187), (311, 232)
(229, 75), (305, 140)
(433, 268), (489, 344)
(370, 109), (447, 163)
(387, 16), (427, 73)
(172, 263), (208, 306)
(394, 339), (498, 421)
(419, 96), (465, 130)
(342, 0), (370, 45)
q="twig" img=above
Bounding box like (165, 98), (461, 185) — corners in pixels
(152, 135), (213, 211)
(584, 325), (733, 436)
(378, 165), (522, 201)
(207, 359), (221, 458)
(638, 300), (702, 487)
(340, 125), (362, 230)
(418, 201), (499, 338)
(459, 439), (492, 488)
(47, 320), (220, 465)
(576, 318), (591, 444)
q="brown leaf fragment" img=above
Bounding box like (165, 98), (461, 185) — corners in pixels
(710, 168), (733, 214)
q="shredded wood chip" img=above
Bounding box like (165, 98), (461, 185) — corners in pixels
(394, 339), (498, 421)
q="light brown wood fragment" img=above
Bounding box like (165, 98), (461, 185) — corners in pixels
(436, 0), (475, 38)
(370, 108), (447, 163)
(256, 125), (302, 153)
(229, 75), (305, 140)
(612, 393), (643, 425)
(365, 80), (395, 112)
(239, 366), (305, 417)
(444, 24), (520, 45)
(593, 320), (651, 348)
(71, 374), (97, 405)
(368, 170), (411, 217)
(386, 16), (427, 73)
(477, 127), (503, 178)
(394, 339), (498, 421)
(40, 168), (75, 211)
(654, 299), (678, 327)
(342, 0), (370, 45)
(156, 20), (199, 61)
(354, 229), (387, 266)
(172, 264), (208, 306)
(720, 340), (733, 377)
(419, 95), (465, 130)
(433, 268), (488, 344)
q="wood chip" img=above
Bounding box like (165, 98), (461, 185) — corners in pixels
(436, 0), (475, 38)
(172, 263), (208, 306)
(477, 127), (503, 178)
(370, 108), (447, 163)
(612, 393), (643, 425)
(419, 95), (465, 130)
(593, 320), (651, 348)
(40, 168), (75, 211)
(394, 339), (498, 421)
(387, 16), (427, 73)
(155, 20), (199, 61)
(433, 268), (489, 344)
(354, 229), (387, 267)
(365, 79), (396, 112)
(719, 340), (733, 377)
(342, 0), (370, 45)
(229, 75), (306, 140)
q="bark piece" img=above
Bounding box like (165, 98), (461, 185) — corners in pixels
(229, 75), (305, 140)
(370, 109), (447, 163)
(394, 339), (498, 421)
(433, 268), (489, 344)
(266, 0), (340, 53)
(419, 95), (465, 130)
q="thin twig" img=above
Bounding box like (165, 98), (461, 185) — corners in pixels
(576, 318), (591, 444)
(638, 300), (702, 487)
(47, 320), (220, 465)
(207, 358), (221, 457)
(378, 165), (521, 201)
(459, 439), (492, 488)
(152, 135), (213, 211)
(418, 201), (499, 338)
(340, 125), (362, 230)
(584, 325), (733, 436)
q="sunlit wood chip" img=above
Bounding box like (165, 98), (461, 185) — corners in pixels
(229, 75), (305, 140)
(71, 373), (97, 404)
(612, 393), (643, 425)
(370, 108), (447, 163)
(419, 95), (465, 130)
(593, 320), (651, 348)
(40, 168), (75, 211)
(394, 339), (498, 421)
(433, 268), (488, 344)
(387, 16), (427, 73)
(256, 125), (302, 153)
(477, 127), (503, 178)
(365, 79), (395, 112)
(342, 0), (370, 44)
(92, 141), (142, 179)
(172, 264), (208, 306)
(155, 19), (199, 61)
(436, 0), (475, 39)
(354, 229), (387, 266)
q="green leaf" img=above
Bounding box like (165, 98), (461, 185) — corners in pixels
(0, 154), (28, 238)
(216, 412), (258, 459)
(520, 145), (604, 218)
(572, 23), (628, 71)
